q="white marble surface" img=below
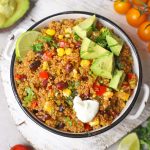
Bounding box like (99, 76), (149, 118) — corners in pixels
(0, 0), (150, 150)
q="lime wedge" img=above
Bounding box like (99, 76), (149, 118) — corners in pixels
(15, 31), (42, 59)
(118, 133), (140, 150)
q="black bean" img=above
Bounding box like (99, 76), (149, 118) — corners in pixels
(81, 76), (88, 81)
(42, 79), (48, 87)
(32, 109), (38, 114)
(29, 60), (41, 71)
(56, 122), (65, 129)
(37, 51), (44, 58)
(56, 81), (68, 90)
(65, 63), (73, 73)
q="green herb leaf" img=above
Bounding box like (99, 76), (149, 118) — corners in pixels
(65, 117), (72, 126)
(32, 43), (43, 52)
(74, 33), (80, 41)
(42, 36), (53, 43)
(23, 87), (34, 106)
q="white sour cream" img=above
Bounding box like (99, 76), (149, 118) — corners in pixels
(73, 96), (99, 123)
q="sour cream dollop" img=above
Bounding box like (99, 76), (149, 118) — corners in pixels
(73, 96), (99, 123)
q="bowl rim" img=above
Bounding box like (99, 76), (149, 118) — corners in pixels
(10, 11), (142, 138)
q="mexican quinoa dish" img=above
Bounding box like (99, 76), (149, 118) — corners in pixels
(14, 15), (137, 133)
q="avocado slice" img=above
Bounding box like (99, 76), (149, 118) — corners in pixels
(109, 69), (125, 91)
(106, 35), (124, 56)
(80, 37), (110, 59)
(90, 53), (115, 79)
(73, 15), (96, 39)
(0, 0), (30, 29)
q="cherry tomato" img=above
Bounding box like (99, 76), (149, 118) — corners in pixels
(114, 0), (131, 14)
(93, 82), (107, 96)
(137, 21), (150, 41)
(127, 73), (136, 80)
(11, 144), (30, 150)
(42, 51), (54, 61)
(126, 8), (148, 27)
(132, 0), (148, 6)
(39, 71), (49, 79)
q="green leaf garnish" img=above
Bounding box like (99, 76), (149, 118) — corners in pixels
(32, 43), (43, 52)
(74, 33), (80, 41)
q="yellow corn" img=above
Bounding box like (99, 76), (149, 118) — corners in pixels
(46, 29), (56, 36)
(73, 69), (78, 78)
(58, 35), (63, 40)
(65, 28), (72, 34)
(89, 118), (99, 127)
(65, 34), (70, 38)
(65, 48), (72, 55)
(103, 91), (113, 99)
(43, 101), (53, 113)
(63, 88), (71, 97)
(57, 48), (65, 57)
(80, 60), (90, 68)
(116, 92), (130, 101)
(42, 61), (49, 71)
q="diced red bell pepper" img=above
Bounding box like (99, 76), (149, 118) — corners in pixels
(84, 123), (92, 131)
(127, 73), (136, 80)
(93, 82), (107, 96)
(39, 71), (49, 79)
(42, 51), (54, 61)
(31, 100), (38, 109)
(15, 74), (27, 81)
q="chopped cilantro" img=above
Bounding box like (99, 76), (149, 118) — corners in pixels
(32, 43), (43, 52)
(74, 33), (80, 41)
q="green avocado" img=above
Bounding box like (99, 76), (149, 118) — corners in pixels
(0, 0), (30, 29)
(90, 53), (115, 79)
(106, 35), (124, 56)
(73, 15), (96, 39)
(109, 69), (125, 91)
(80, 37), (110, 59)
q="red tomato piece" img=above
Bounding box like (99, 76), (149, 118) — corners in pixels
(84, 123), (92, 131)
(93, 83), (107, 96)
(42, 51), (53, 61)
(11, 144), (30, 150)
(127, 73), (136, 79)
(31, 100), (38, 109)
(39, 71), (49, 79)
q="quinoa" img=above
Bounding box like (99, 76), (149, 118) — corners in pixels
(14, 18), (137, 133)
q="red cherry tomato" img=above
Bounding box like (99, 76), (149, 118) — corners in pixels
(114, 0), (131, 14)
(84, 123), (92, 131)
(137, 21), (150, 41)
(11, 144), (30, 150)
(31, 100), (38, 109)
(126, 8), (148, 27)
(39, 71), (49, 79)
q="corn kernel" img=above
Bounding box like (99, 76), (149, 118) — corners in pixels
(73, 69), (78, 78)
(42, 61), (49, 71)
(116, 92), (130, 101)
(63, 88), (71, 97)
(80, 60), (90, 68)
(103, 91), (113, 99)
(65, 48), (72, 55)
(89, 118), (99, 127)
(65, 34), (70, 38)
(58, 35), (63, 40)
(46, 29), (56, 36)
(57, 48), (65, 57)
(43, 101), (52, 112)
(65, 28), (72, 34)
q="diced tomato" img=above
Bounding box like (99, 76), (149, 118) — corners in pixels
(31, 100), (38, 109)
(93, 82), (107, 96)
(11, 144), (30, 150)
(42, 51), (54, 61)
(59, 41), (68, 48)
(48, 85), (52, 90)
(84, 123), (92, 131)
(39, 71), (49, 79)
(127, 73), (136, 80)
(15, 74), (27, 81)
